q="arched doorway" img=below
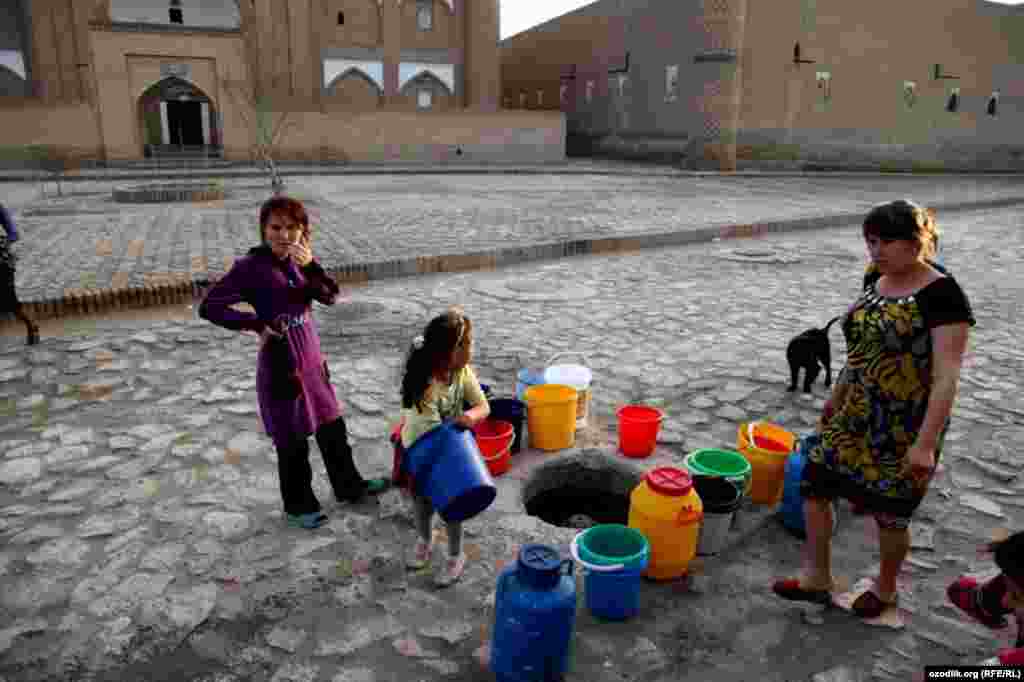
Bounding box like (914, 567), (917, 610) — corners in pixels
(138, 77), (221, 157)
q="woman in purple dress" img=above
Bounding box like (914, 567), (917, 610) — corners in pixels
(199, 196), (388, 529)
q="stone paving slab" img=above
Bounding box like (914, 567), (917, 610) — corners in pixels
(2, 174), (1023, 323)
(0, 206), (1022, 681)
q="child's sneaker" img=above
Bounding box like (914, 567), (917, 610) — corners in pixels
(407, 539), (432, 570)
(947, 576), (1010, 629)
(434, 553), (466, 588)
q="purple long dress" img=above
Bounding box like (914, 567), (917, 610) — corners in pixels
(198, 245), (342, 450)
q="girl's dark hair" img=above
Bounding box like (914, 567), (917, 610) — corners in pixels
(401, 308), (472, 410)
(989, 530), (1024, 584)
(259, 196), (311, 243)
(862, 199), (939, 261)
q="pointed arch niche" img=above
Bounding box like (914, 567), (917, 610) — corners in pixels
(137, 76), (220, 153)
(399, 68), (454, 110)
(325, 62), (385, 109)
(398, 63), (455, 94)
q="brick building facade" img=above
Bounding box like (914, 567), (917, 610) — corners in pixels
(0, 0), (564, 164)
(501, 0), (1024, 171)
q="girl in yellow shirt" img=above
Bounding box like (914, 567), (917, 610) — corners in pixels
(393, 307), (490, 587)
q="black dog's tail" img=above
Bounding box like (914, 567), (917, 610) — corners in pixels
(823, 316), (840, 333)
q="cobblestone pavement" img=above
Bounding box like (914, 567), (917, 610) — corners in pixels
(1, 206), (1024, 682)
(2, 174), (1023, 305)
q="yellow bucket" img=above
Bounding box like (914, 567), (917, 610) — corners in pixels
(737, 421), (796, 505)
(523, 384), (578, 451)
(627, 467), (703, 580)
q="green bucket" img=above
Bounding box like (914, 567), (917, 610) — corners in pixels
(575, 524), (649, 568)
(685, 448), (752, 495)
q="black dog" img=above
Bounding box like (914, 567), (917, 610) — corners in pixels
(786, 316), (839, 393)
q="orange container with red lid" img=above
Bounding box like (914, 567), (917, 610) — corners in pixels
(627, 467), (703, 580)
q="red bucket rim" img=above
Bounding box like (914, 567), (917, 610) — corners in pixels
(473, 419), (514, 441)
(616, 405), (664, 422)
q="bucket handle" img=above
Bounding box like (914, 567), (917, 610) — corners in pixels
(481, 432), (515, 461)
(746, 421), (760, 446)
(546, 351), (590, 369)
(569, 531), (626, 572)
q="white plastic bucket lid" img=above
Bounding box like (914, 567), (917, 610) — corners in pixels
(545, 364), (592, 390)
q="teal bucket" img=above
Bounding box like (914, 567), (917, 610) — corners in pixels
(570, 525), (650, 621)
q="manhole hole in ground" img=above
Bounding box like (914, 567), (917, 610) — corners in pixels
(716, 248), (801, 265)
(524, 486), (630, 528)
(521, 449), (642, 529)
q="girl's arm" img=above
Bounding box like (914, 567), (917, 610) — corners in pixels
(197, 260), (265, 333)
(453, 368), (490, 428)
(300, 260), (341, 306)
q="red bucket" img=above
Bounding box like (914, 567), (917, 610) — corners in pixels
(617, 406), (664, 458)
(473, 419), (515, 476)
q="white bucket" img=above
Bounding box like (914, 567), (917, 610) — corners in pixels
(544, 352), (592, 430)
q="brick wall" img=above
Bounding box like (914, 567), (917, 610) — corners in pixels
(502, 0), (1024, 170)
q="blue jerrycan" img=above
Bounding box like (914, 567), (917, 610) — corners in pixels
(780, 444), (808, 537)
(490, 543), (577, 682)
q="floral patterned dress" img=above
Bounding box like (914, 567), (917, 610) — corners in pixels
(806, 268), (975, 516)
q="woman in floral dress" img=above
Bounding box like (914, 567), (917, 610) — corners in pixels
(772, 199), (975, 618)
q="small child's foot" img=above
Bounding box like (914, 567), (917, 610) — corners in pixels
(407, 539), (433, 570)
(434, 553), (466, 588)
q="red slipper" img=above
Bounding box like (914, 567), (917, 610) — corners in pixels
(851, 589), (897, 619)
(772, 578), (832, 605)
(947, 576), (1009, 629)
(998, 647), (1024, 666)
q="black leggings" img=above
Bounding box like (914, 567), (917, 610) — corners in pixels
(275, 416), (366, 515)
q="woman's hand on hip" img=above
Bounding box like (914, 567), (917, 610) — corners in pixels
(259, 326), (283, 346)
(903, 442), (936, 482)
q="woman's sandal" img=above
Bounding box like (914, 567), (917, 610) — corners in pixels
(851, 589), (898, 619)
(287, 512), (328, 529)
(946, 576), (1010, 629)
(772, 578), (833, 605)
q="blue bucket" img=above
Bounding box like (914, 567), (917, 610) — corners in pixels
(404, 423), (497, 524)
(570, 526), (650, 621)
(515, 368), (545, 401)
